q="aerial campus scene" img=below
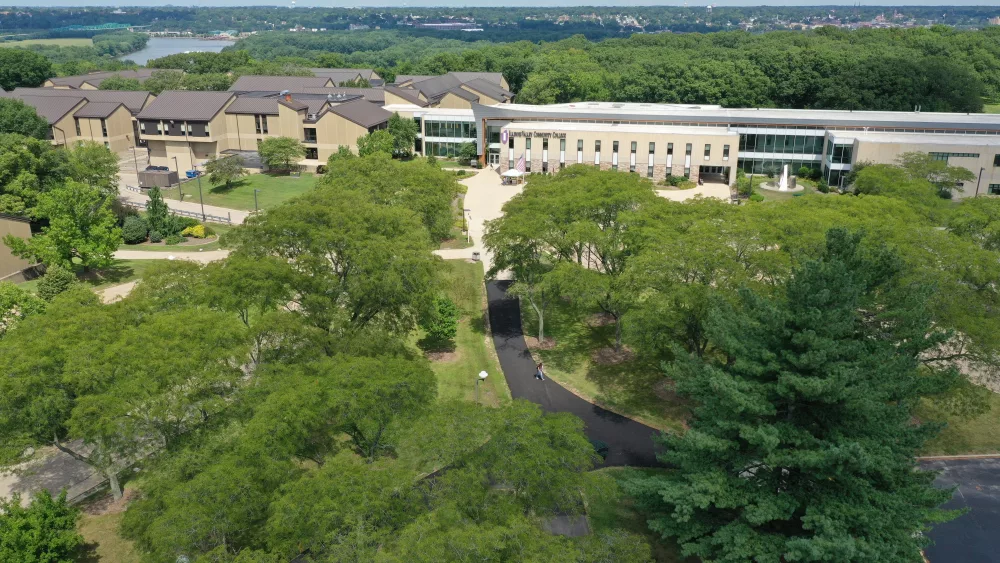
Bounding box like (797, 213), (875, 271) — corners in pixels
(2, 2), (1000, 562)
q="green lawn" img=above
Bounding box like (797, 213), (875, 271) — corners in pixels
(439, 192), (474, 250)
(919, 390), (1000, 456)
(584, 468), (691, 562)
(78, 511), (139, 563)
(415, 260), (509, 406)
(18, 260), (172, 294)
(162, 173), (318, 211)
(6, 37), (92, 47)
(520, 299), (689, 432)
(984, 104), (1000, 114)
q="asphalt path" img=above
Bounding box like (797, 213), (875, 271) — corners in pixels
(923, 458), (1000, 563)
(487, 280), (660, 467)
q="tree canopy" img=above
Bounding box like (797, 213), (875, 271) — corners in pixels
(0, 99), (49, 139)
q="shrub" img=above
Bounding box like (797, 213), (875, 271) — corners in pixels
(797, 166), (812, 178)
(121, 216), (148, 244)
(421, 296), (459, 343)
(37, 266), (78, 302)
(749, 194), (765, 202)
(149, 230), (163, 243)
(181, 224), (207, 239)
(174, 216), (200, 231)
(426, 155), (437, 167)
(817, 180), (830, 193)
(165, 234), (184, 245)
(203, 225), (216, 237)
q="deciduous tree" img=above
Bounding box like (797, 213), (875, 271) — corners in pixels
(257, 136), (305, 172)
(0, 98), (49, 139)
(204, 154), (247, 190)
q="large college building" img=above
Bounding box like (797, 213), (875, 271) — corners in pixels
(14, 68), (1000, 194)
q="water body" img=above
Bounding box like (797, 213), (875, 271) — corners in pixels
(120, 37), (235, 65)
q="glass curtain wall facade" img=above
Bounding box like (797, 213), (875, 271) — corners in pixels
(423, 120), (478, 158)
(738, 131), (825, 176)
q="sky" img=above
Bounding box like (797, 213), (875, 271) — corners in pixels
(17, 1), (1000, 7)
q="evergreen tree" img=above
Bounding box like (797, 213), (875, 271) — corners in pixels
(627, 229), (961, 562)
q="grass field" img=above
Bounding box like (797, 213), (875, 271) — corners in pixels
(416, 260), (509, 406)
(162, 173), (318, 211)
(4, 37), (92, 47)
(78, 512), (139, 563)
(17, 259), (172, 294)
(585, 468), (690, 562)
(985, 104), (1000, 114)
(520, 299), (689, 432)
(919, 390), (1000, 456)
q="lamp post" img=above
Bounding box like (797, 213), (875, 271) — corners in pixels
(197, 172), (206, 221)
(254, 189), (261, 212)
(475, 371), (488, 404)
(463, 208), (471, 243)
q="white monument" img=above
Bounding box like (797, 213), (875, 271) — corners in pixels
(778, 164), (789, 192)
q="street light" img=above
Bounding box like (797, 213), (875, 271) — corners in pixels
(463, 208), (472, 243)
(475, 371), (488, 404)
(254, 189), (261, 212)
(196, 172), (206, 221)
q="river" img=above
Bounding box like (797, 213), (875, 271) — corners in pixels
(120, 37), (236, 66)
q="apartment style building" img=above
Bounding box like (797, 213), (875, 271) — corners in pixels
(43, 69), (157, 90)
(2, 88), (155, 152)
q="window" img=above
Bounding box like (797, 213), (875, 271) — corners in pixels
(704, 144), (711, 160)
(104, 142), (110, 149)
(828, 145), (854, 164)
(74, 119), (81, 136)
(930, 152), (979, 161)
(990, 184), (1000, 195)
(649, 142), (655, 155)
(305, 147), (318, 160)
(667, 143), (673, 156)
(723, 144), (730, 160)
(685, 143), (692, 156)
(631, 141), (637, 154)
(995, 155), (1000, 167)
(101, 119), (108, 137)
(542, 138), (548, 151)
(542, 161), (548, 173)
(684, 167), (690, 177)
(424, 120), (477, 139)
(255, 115), (266, 135)
(613, 141), (619, 154)
(577, 139), (583, 151)
(560, 162), (565, 170)
(508, 137), (514, 149)
(525, 138), (531, 150)
(560, 139), (566, 151)
(304, 128), (317, 143)
(509, 158), (514, 169)
(595, 140), (601, 152)
(647, 164), (654, 178)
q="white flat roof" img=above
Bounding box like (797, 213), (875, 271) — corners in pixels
(830, 130), (1000, 146)
(504, 121), (735, 136)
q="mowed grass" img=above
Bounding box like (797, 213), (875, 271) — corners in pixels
(919, 390), (1000, 456)
(17, 259), (173, 294)
(162, 173), (318, 211)
(415, 260), (509, 406)
(78, 512), (139, 563)
(585, 468), (692, 563)
(6, 37), (92, 47)
(521, 299), (689, 432)
(984, 104), (1000, 114)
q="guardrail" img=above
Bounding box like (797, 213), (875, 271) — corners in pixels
(121, 199), (233, 224)
(124, 184), (143, 193)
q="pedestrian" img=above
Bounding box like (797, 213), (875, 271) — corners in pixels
(535, 362), (545, 381)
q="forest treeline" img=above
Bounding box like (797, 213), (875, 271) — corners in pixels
(228, 26), (996, 111)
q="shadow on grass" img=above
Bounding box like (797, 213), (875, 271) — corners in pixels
(77, 263), (136, 288)
(207, 178), (249, 195)
(417, 335), (456, 354)
(77, 543), (101, 563)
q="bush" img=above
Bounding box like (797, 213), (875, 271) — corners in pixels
(121, 216), (149, 244)
(149, 230), (163, 243)
(749, 194), (765, 202)
(660, 175), (685, 187)
(37, 266), (78, 302)
(174, 216), (200, 231)
(817, 180), (830, 193)
(421, 296), (459, 343)
(165, 234), (185, 245)
(181, 224), (207, 238)
(797, 166), (812, 178)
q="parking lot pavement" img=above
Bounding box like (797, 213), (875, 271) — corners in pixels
(923, 457), (1000, 562)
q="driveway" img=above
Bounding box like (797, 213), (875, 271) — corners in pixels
(486, 280), (659, 467)
(923, 457), (1000, 562)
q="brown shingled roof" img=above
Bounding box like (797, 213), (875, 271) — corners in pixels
(12, 88), (153, 115)
(323, 99), (391, 129)
(229, 75), (333, 92)
(46, 69), (156, 89)
(383, 86), (428, 107)
(299, 87), (385, 105)
(15, 95), (87, 124)
(73, 102), (126, 119)
(225, 97), (279, 115)
(137, 91), (235, 121)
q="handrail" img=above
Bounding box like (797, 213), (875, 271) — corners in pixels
(121, 200), (232, 224)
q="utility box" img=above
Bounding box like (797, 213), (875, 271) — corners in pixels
(138, 170), (179, 188)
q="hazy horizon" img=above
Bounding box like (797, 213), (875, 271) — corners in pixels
(10, 1), (1000, 7)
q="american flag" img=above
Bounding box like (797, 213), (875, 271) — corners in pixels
(515, 154), (526, 173)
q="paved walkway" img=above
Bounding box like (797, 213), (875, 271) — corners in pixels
(117, 151), (251, 225)
(0, 442), (104, 507)
(922, 458), (1000, 562)
(113, 249), (230, 263)
(486, 280), (660, 467)
(656, 181), (732, 202)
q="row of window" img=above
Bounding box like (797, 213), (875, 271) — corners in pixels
(424, 121), (477, 139)
(498, 118), (1000, 136)
(739, 133), (825, 155)
(929, 152), (980, 161)
(510, 138), (729, 159)
(139, 120), (210, 137)
(826, 143), (854, 165)
(255, 115), (268, 135)
(424, 141), (470, 158)
(738, 159), (822, 176)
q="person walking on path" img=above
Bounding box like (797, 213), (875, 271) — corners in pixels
(534, 362), (545, 381)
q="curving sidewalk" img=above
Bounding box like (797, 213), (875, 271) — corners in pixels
(486, 280), (660, 467)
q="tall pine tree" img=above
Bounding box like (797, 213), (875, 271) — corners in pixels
(628, 228), (961, 562)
